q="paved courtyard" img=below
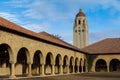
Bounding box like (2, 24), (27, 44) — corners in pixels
(3, 72), (120, 80)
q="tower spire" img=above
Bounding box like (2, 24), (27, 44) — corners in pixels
(80, 8), (82, 12)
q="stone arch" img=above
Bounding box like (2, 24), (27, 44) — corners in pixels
(15, 47), (30, 75)
(109, 59), (120, 72)
(95, 59), (107, 72)
(55, 54), (62, 74)
(45, 52), (54, 75)
(32, 50), (43, 75)
(69, 56), (74, 73)
(75, 57), (79, 73)
(83, 59), (87, 72)
(79, 58), (83, 72)
(0, 43), (14, 75)
(63, 55), (68, 73)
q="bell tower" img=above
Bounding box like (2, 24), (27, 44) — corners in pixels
(73, 9), (88, 48)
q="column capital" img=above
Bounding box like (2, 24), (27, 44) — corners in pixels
(28, 62), (32, 64)
(10, 61), (15, 64)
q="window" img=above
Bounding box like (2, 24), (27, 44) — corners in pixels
(83, 20), (85, 25)
(82, 30), (84, 32)
(75, 30), (77, 32)
(78, 20), (81, 24)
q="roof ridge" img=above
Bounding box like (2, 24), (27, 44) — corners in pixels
(39, 31), (76, 48)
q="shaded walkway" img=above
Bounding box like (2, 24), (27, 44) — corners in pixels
(7, 72), (120, 80)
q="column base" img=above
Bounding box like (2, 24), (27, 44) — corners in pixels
(52, 73), (55, 75)
(77, 72), (80, 73)
(27, 74), (32, 77)
(9, 75), (16, 79)
(41, 73), (45, 76)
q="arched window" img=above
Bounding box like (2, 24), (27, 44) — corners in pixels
(83, 20), (85, 24)
(78, 20), (81, 25)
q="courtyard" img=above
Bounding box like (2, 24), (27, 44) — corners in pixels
(5, 72), (120, 80)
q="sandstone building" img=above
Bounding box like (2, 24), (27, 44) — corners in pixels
(0, 9), (120, 79)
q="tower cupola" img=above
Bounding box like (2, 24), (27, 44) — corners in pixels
(76, 9), (85, 17)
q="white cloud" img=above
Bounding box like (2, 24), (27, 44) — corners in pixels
(4, 0), (30, 7)
(0, 12), (49, 33)
(23, 22), (51, 33)
(0, 12), (21, 23)
(90, 29), (120, 44)
(2, 0), (120, 45)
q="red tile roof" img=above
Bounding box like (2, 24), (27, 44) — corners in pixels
(0, 17), (85, 53)
(76, 9), (85, 17)
(82, 38), (120, 54)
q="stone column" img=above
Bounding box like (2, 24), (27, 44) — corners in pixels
(28, 63), (32, 77)
(9, 62), (16, 78)
(60, 65), (63, 74)
(107, 63), (109, 72)
(72, 65), (75, 73)
(81, 66), (83, 73)
(67, 65), (69, 74)
(41, 64), (45, 76)
(77, 65), (80, 73)
(52, 64), (55, 75)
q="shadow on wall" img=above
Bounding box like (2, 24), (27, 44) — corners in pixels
(86, 54), (98, 72)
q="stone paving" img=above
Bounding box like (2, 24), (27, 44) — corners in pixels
(3, 72), (120, 80)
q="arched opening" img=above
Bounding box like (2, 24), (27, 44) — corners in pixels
(63, 55), (68, 74)
(69, 57), (74, 73)
(0, 44), (11, 76)
(79, 59), (82, 72)
(109, 59), (120, 72)
(32, 50), (43, 75)
(45, 52), (53, 75)
(83, 59), (86, 72)
(78, 20), (81, 25)
(75, 58), (78, 73)
(55, 54), (61, 74)
(83, 20), (85, 25)
(95, 59), (107, 72)
(16, 48), (29, 76)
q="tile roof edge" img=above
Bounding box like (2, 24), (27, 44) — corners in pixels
(0, 17), (87, 54)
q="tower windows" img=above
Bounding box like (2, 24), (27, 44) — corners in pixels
(78, 20), (81, 25)
(83, 20), (85, 25)
(75, 30), (77, 32)
(82, 30), (84, 32)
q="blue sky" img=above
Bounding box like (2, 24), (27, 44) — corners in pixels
(0, 0), (120, 44)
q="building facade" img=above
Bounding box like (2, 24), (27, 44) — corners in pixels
(0, 9), (120, 79)
(0, 17), (87, 78)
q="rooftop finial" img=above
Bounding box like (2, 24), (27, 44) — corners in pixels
(80, 8), (82, 12)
